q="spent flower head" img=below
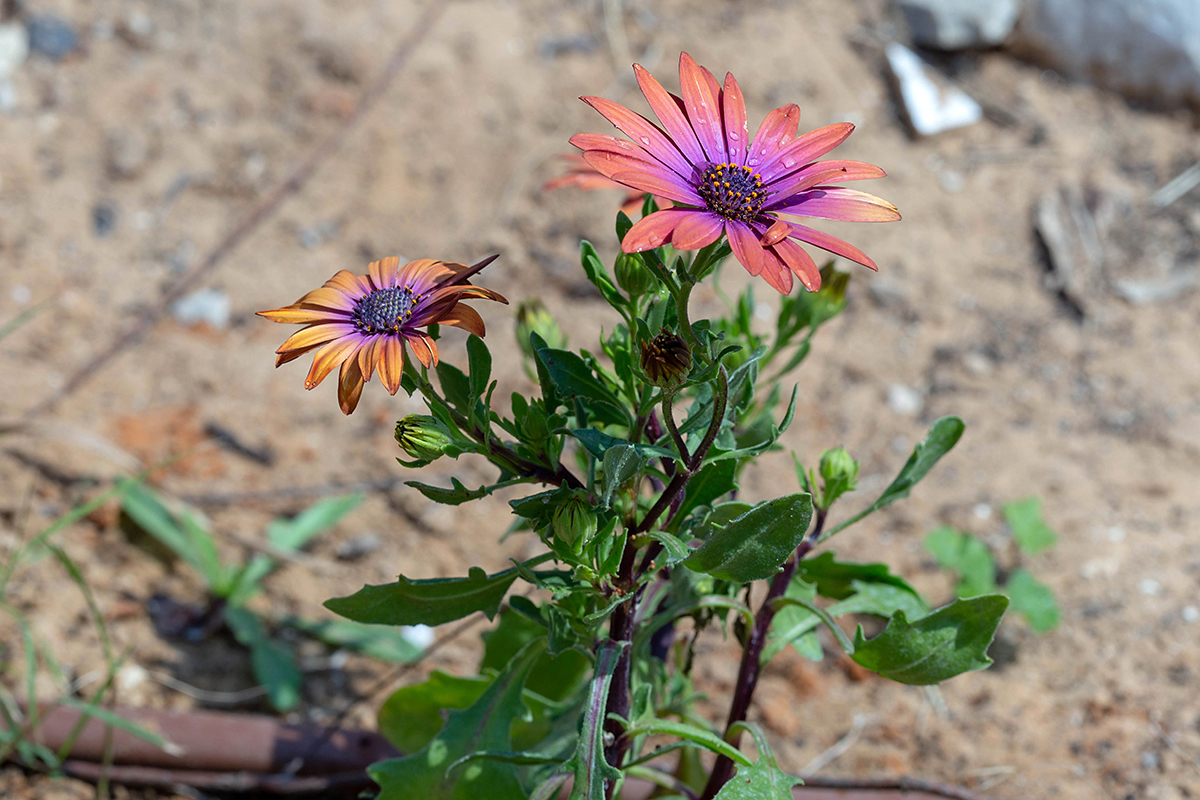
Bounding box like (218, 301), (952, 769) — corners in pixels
(258, 256), (506, 414)
(640, 328), (692, 390)
(572, 52), (899, 294)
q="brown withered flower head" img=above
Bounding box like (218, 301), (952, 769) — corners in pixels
(640, 328), (692, 390)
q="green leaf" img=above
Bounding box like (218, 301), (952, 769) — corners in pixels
(826, 580), (931, 621)
(601, 444), (643, 508)
(850, 595), (1009, 685)
(285, 617), (425, 663)
(535, 346), (628, 426)
(623, 719), (751, 768)
(325, 562), (535, 626)
(569, 429), (675, 462)
(529, 332), (561, 412)
(823, 416), (965, 540)
(565, 641), (625, 800)
(683, 494), (813, 583)
(579, 241), (624, 308)
(763, 578), (821, 663)
(925, 527), (997, 598)
(1003, 497), (1057, 556)
(370, 644), (543, 800)
(224, 608), (301, 711)
(378, 672), (491, 753)
(615, 211), (633, 242)
(120, 483), (223, 590)
(481, 608), (590, 702)
(436, 362), (473, 413)
(648, 531), (693, 567)
(795, 552), (917, 600)
(406, 477), (489, 506)
(711, 724), (800, 799)
(225, 554), (274, 607)
(672, 459), (738, 528)
(1005, 568), (1060, 633)
(267, 493), (363, 551)
(467, 335), (492, 400)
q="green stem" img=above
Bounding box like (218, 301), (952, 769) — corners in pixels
(661, 392), (689, 464)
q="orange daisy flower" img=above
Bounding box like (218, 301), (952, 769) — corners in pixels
(258, 255), (506, 415)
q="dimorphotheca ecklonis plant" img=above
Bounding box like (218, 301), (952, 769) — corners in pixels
(260, 51), (1007, 800)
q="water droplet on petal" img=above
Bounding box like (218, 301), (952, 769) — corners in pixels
(647, 233), (662, 245)
(640, 136), (651, 145)
(782, 157), (796, 168)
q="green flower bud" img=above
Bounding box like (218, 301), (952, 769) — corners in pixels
(516, 299), (567, 358)
(552, 493), (598, 553)
(394, 415), (455, 463)
(640, 328), (692, 390)
(614, 253), (655, 297)
(818, 446), (859, 508)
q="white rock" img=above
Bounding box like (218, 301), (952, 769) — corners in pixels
(887, 383), (925, 416)
(1013, 0), (1200, 109)
(898, 0), (1022, 49)
(401, 624), (435, 649)
(1183, 606), (1199, 623)
(1138, 578), (1161, 596)
(170, 288), (231, 329)
(886, 42), (983, 136)
(0, 23), (29, 79)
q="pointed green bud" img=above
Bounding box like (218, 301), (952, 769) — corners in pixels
(395, 415), (455, 464)
(818, 446), (859, 508)
(516, 299), (566, 358)
(640, 328), (692, 390)
(552, 492), (598, 553)
(614, 253), (655, 297)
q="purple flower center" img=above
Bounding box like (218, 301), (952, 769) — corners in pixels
(353, 286), (417, 334)
(696, 162), (766, 223)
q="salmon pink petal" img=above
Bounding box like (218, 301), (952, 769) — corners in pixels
(610, 170), (703, 207)
(368, 257), (402, 289)
(671, 212), (725, 250)
(277, 323), (358, 358)
(757, 245), (794, 294)
(678, 52), (726, 163)
(438, 303), (486, 337)
(568, 133), (652, 157)
(377, 337), (405, 394)
(758, 123), (855, 182)
(747, 104), (800, 169)
(761, 219), (790, 247)
(767, 166), (850, 205)
(304, 337), (359, 390)
(582, 150), (694, 196)
(634, 64), (705, 165)
(722, 72), (749, 166)
(785, 222), (879, 270)
(581, 96), (694, 178)
(771, 237), (821, 292)
(781, 159), (887, 184)
(775, 187), (901, 222)
(622, 208), (695, 252)
(726, 220), (767, 277)
(337, 348), (366, 415)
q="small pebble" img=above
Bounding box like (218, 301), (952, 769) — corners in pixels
(27, 15), (78, 61)
(0, 23), (30, 80)
(336, 532), (382, 561)
(1182, 606), (1199, 623)
(170, 288), (231, 329)
(1138, 578), (1161, 596)
(92, 201), (117, 237)
(401, 624), (435, 649)
(106, 128), (150, 179)
(11, 284), (31, 304)
(298, 220), (340, 250)
(887, 383), (924, 416)
(973, 503), (993, 520)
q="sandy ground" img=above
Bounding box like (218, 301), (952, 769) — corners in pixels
(2, 1), (1199, 798)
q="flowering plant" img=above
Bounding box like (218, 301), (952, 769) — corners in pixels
(262, 53), (1006, 800)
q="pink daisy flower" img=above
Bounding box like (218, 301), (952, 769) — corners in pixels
(571, 52), (900, 294)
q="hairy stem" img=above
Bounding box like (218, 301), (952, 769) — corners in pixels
(700, 509), (828, 800)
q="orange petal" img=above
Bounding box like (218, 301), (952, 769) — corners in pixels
(256, 306), (341, 324)
(358, 335), (382, 381)
(304, 337), (360, 390)
(276, 323), (356, 356)
(325, 270), (372, 297)
(337, 354), (366, 415)
(406, 332), (438, 368)
(295, 286), (356, 312)
(378, 336), (405, 395)
(369, 257), (402, 289)
(437, 303), (486, 337)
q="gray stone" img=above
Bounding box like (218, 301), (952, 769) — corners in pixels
(171, 288), (231, 329)
(336, 533), (382, 561)
(105, 128), (150, 179)
(27, 15), (78, 61)
(1013, 0), (1200, 110)
(898, 0), (1022, 49)
(887, 383), (925, 416)
(886, 42), (983, 136)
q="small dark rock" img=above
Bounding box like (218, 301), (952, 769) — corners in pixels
(336, 532), (382, 561)
(92, 200), (117, 237)
(26, 14), (77, 61)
